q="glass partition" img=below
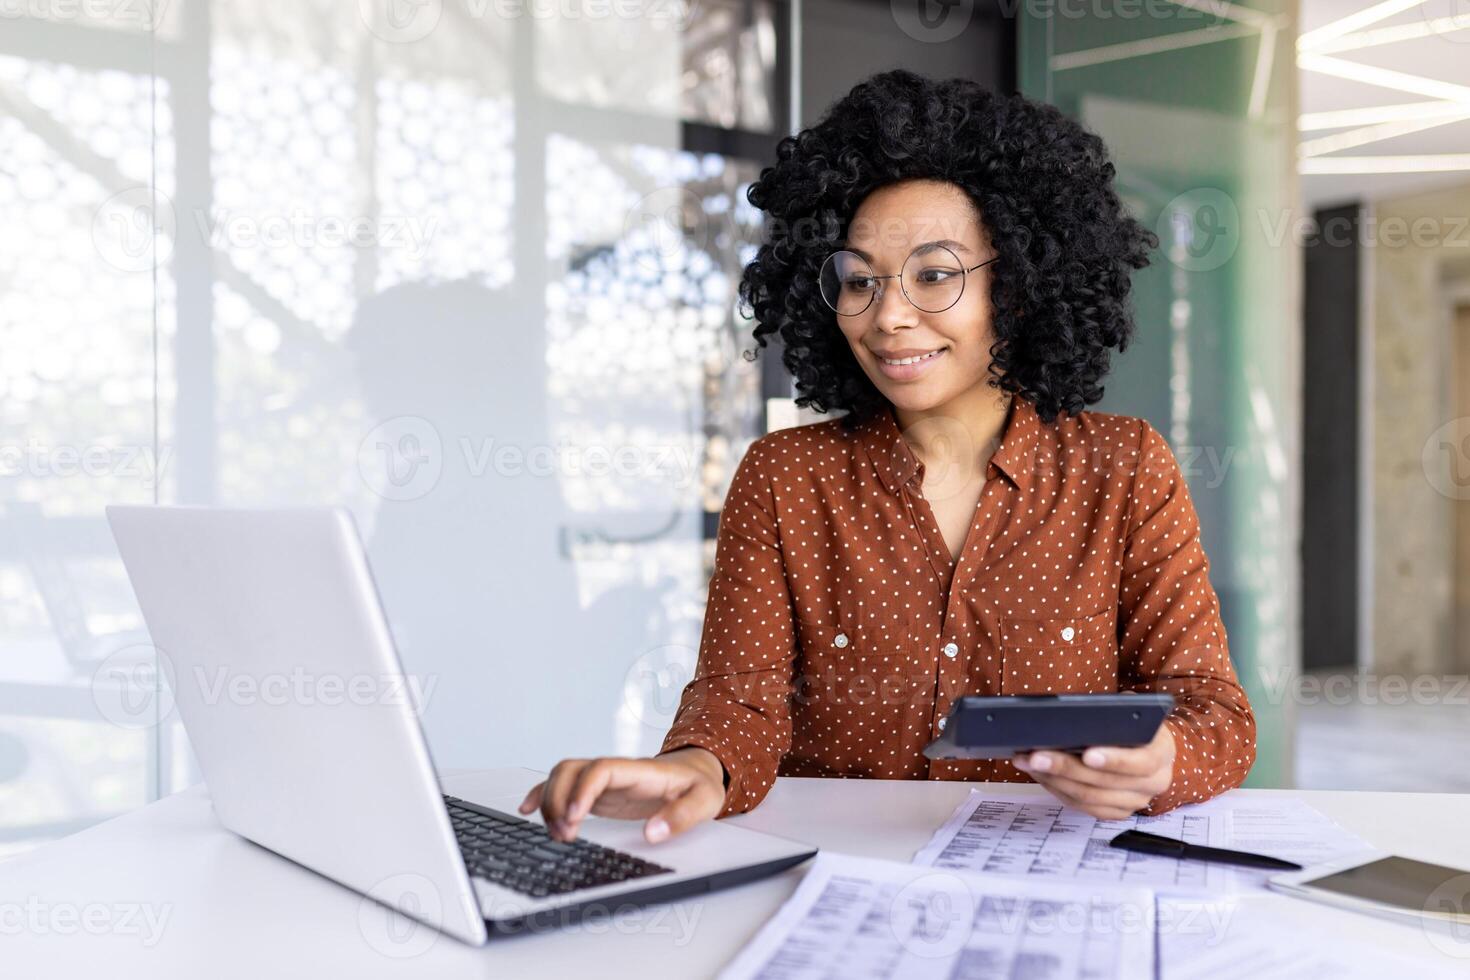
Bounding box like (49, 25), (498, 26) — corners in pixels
(0, 0), (778, 852)
(1019, 1), (1301, 787)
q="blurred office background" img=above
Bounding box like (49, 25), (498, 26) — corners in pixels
(1, 0), (1467, 856)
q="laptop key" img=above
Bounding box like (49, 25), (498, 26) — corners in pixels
(446, 796), (672, 899)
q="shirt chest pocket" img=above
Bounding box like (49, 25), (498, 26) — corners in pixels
(794, 609), (914, 706)
(998, 609), (1119, 695)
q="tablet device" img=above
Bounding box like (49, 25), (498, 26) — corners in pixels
(921, 693), (1174, 760)
(1268, 853), (1470, 931)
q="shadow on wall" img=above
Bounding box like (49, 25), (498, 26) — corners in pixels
(345, 280), (669, 770)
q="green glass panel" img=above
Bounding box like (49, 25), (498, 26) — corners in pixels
(1020, 4), (1300, 788)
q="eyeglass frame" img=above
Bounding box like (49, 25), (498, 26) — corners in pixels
(819, 244), (1000, 317)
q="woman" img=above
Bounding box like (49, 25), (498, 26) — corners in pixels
(521, 69), (1255, 844)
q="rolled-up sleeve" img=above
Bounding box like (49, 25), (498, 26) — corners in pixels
(657, 439), (796, 817)
(1120, 421), (1257, 815)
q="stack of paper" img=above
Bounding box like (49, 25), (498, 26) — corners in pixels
(718, 792), (1440, 980)
(717, 851), (1155, 980)
(911, 791), (1376, 895)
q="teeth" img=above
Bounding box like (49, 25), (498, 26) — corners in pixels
(882, 349), (944, 366)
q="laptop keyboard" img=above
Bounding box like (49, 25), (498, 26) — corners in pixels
(444, 796), (673, 899)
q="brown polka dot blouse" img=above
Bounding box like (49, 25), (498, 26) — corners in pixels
(658, 394), (1257, 819)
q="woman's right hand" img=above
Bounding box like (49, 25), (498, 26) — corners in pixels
(517, 746), (727, 845)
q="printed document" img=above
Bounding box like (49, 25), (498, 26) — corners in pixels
(717, 851), (1153, 980)
(912, 791), (1373, 893)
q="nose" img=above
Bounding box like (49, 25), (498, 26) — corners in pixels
(870, 275), (915, 333)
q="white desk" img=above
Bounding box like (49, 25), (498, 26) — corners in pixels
(4, 772), (1468, 978)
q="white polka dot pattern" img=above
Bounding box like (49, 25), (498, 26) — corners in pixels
(658, 395), (1257, 819)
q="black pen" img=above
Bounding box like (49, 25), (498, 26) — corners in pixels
(1109, 829), (1304, 871)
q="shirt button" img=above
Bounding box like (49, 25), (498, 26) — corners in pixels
(834, 632), (849, 648)
(942, 642), (958, 659)
(1061, 626), (1075, 642)
(937, 716), (947, 732)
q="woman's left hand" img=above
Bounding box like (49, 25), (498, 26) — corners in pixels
(1011, 722), (1176, 820)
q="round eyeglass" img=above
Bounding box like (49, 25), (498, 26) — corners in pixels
(819, 243), (998, 317)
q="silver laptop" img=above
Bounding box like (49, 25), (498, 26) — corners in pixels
(105, 504), (816, 945)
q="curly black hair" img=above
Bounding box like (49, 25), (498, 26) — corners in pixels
(738, 69), (1159, 429)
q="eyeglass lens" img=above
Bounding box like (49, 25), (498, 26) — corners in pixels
(819, 244), (971, 316)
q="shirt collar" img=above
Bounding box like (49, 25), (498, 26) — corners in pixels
(856, 394), (1040, 495)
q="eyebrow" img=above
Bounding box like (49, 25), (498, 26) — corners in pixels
(844, 239), (974, 262)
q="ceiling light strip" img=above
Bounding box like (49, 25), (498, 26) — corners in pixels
(1297, 0), (1428, 52)
(1299, 154), (1470, 174)
(1299, 108), (1470, 157)
(1300, 100), (1470, 131)
(1308, 15), (1470, 53)
(1299, 52), (1470, 104)
(1052, 22), (1257, 71)
(1163, 0), (1275, 30)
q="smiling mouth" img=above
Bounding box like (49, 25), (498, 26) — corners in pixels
(878, 348), (947, 366)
